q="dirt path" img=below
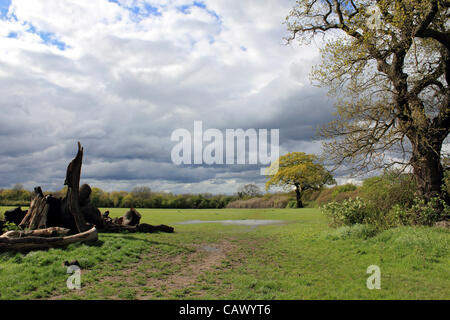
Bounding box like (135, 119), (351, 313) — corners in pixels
(50, 240), (240, 299)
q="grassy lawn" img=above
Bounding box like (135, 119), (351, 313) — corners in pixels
(0, 207), (449, 300)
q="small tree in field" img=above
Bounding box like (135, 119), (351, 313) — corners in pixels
(266, 152), (335, 208)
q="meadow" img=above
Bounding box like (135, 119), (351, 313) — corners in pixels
(0, 207), (449, 300)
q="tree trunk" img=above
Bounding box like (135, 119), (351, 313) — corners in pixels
(410, 139), (449, 204)
(61, 142), (89, 233)
(295, 184), (303, 208)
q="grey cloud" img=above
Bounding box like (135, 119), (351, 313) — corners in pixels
(0, 0), (340, 193)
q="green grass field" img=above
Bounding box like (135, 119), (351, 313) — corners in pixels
(0, 207), (449, 300)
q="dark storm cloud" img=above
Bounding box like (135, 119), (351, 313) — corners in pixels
(0, 0), (338, 194)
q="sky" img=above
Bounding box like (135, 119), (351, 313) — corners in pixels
(0, 0), (341, 194)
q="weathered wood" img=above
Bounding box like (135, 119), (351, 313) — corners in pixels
(29, 197), (49, 230)
(1, 227), (71, 239)
(2, 141), (175, 251)
(61, 142), (89, 233)
(19, 187), (43, 228)
(0, 227), (98, 251)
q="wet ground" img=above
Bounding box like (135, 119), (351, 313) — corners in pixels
(176, 219), (286, 227)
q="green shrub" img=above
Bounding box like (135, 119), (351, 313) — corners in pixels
(333, 189), (359, 203)
(331, 184), (357, 198)
(373, 197), (449, 228)
(227, 195), (290, 208)
(385, 204), (412, 227)
(313, 185), (360, 206)
(286, 200), (297, 208)
(406, 197), (449, 226)
(315, 188), (335, 206)
(360, 171), (417, 214)
(326, 224), (378, 240)
(2, 222), (21, 233)
(321, 197), (369, 227)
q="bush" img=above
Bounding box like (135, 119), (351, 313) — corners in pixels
(2, 222), (21, 233)
(395, 197), (450, 226)
(325, 195), (449, 230)
(313, 184), (360, 207)
(333, 189), (360, 203)
(321, 197), (369, 227)
(384, 204), (412, 227)
(331, 184), (357, 198)
(326, 224), (378, 240)
(226, 195), (290, 208)
(286, 200), (297, 208)
(360, 171), (417, 214)
(315, 188), (335, 206)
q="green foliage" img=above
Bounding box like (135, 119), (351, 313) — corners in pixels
(326, 224), (379, 240)
(444, 166), (450, 196)
(0, 185), (32, 207)
(1, 207), (448, 300)
(306, 184), (360, 207)
(0, 186), (238, 209)
(286, 200), (297, 208)
(360, 171), (417, 214)
(387, 197), (450, 226)
(2, 221), (21, 233)
(286, 0), (449, 205)
(321, 197), (369, 227)
(331, 184), (357, 198)
(323, 193), (449, 230)
(226, 195), (290, 209)
(265, 152), (335, 192)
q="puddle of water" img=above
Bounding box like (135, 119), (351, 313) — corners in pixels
(200, 245), (221, 252)
(177, 219), (286, 227)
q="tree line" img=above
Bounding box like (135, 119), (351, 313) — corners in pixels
(0, 184), (240, 209)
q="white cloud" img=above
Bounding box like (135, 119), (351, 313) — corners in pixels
(0, 0), (335, 193)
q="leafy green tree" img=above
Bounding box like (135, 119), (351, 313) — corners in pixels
(266, 152), (335, 208)
(286, 0), (449, 204)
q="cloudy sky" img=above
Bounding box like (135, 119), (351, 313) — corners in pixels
(0, 0), (338, 194)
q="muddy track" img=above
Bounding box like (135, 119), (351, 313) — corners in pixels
(50, 239), (242, 299)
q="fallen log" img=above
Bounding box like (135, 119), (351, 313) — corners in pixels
(138, 223), (174, 233)
(100, 223), (174, 233)
(0, 226), (98, 251)
(1, 227), (71, 239)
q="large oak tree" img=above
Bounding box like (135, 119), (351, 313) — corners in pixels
(286, 0), (449, 204)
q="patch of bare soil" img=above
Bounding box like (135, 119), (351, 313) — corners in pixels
(138, 241), (235, 298)
(51, 239), (241, 300)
